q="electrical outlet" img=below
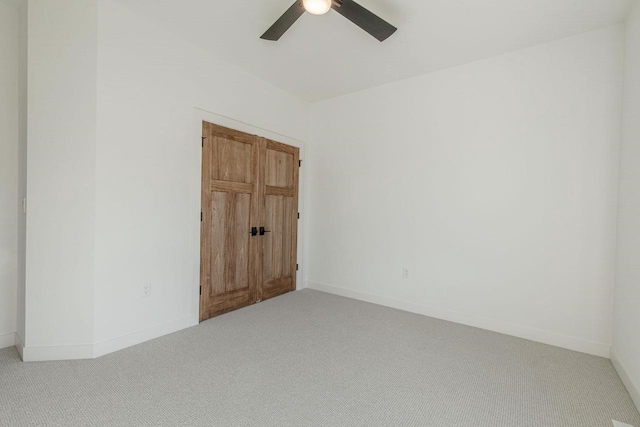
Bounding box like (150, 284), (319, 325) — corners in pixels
(142, 283), (151, 297)
(402, 268), (410, 279)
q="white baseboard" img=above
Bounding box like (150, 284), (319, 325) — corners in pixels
(93, 316), (191, 358)
(0, 332), (15, 350)
(611, 347), (640, 413)
(21, 317), (192, 362)
(22, 343), (94, 362)
(306, 281), (611, 358)
(14, 332), (24, 360)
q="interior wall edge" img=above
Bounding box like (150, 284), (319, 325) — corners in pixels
(611, 347), (640, 413)
(18, 316), (191, 362)
(21, 343), (95, 362)
(25, 0), (97, 351)
(611, 0), (640, 418)
(92, 316), (191, 359)
(305, 281), (612, 358)
(0, 332), (16, 351)
(15, 0), (28, 347)
(14, 332), (23, 360)
(0, 0), (20, 359)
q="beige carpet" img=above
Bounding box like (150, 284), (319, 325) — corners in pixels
(1, 289), (639, 426)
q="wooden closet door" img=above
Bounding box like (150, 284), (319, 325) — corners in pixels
(258, 138), (300, 301)
(200, 123), (260, 321)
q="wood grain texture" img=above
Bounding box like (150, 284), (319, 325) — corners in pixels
(265, 186), (295, 197)
(266, 139), (297, 155)
(273, 195), (283, 279)
(258, 139), (300, 300)
(265, 150), (294, 188)
(210, 191), (227, 295)
(290, 146), (300, 292)
(200, 122), (259, 321)
(200, 123), (299, 318)
(283, 197), (293, 276)
(200, 122), (212, 321)
(261, 277), (293, 301)
(213, 136), (253, 183)
(211, 180), (253, 194)
(256, 138), (267, 302)
(263, 195), (275, 283)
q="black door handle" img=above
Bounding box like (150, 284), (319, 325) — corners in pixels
(259, 227), (271, 236)
(249, 227), (258, 237)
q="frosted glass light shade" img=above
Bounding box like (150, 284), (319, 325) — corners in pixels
(303, 0), (332, 15)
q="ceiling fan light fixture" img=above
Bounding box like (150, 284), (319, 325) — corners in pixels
(261, 0), (397, 42)
(302, 0), (332, 15)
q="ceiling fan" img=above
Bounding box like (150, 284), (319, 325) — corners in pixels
(261, 0), (397, 42)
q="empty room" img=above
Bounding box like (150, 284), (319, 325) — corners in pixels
(1, 0), (640, 425)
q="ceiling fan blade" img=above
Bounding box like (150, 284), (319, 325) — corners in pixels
(332, 0), (397, 42)
(261, 1), (306, 41)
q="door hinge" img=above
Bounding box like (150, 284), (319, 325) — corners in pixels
(201, 212), (203, 222)
(299, 160), (302, 167)
(297, 212), (300, 219)
(201, 137), (206, 147)
(199, 286), (202, 295)
(296, 264), (299, 271)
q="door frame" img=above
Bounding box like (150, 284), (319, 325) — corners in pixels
(190, 108), (307, 326)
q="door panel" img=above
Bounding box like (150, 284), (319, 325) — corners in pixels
(263, 196), (275, 283)
(258, 139), (299, 301)
(265, 149), (294, 187)
(262, 195), (295, 282)
(200, 123), (259, 321)
(210, 191), (227, 295)
(212, 136), (253, 183)
(282, 196), (293, 276)
(209, 191), (251, 293)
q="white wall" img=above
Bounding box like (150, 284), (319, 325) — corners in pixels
(24, 0), (97, 357)
(307, 25), (625, 358)
(0, 0), (19, 350)
(16, 0), (28, 346)
(17, 0), (308, 361)
(92, 1), (308, 353)
(17, 0), (629, 364)
(612, 1), (640, 411)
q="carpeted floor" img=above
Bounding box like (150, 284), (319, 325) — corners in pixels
(0, 289), (639, 427)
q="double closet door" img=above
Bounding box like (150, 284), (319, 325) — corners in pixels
(200, 122), (299, 321)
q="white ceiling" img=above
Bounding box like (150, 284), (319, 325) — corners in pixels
(113, 0), (634, 102)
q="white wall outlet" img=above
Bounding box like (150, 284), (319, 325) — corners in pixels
(142, 283), (151, 297)
(402, 268), (410, 279)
